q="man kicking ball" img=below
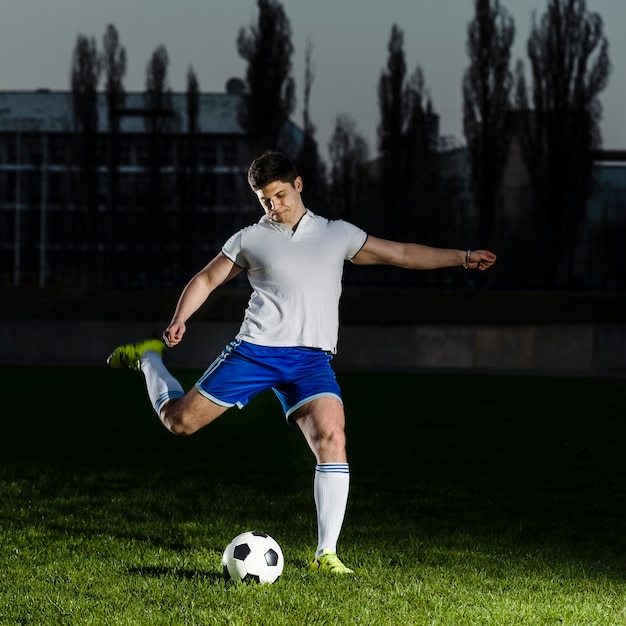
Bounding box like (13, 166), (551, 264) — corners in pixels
(108, 150), (497, 574)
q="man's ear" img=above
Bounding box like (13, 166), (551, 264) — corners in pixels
(294, 176), (303, 192)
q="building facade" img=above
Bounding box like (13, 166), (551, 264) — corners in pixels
(2, 89), (623, 291)
(0, 87), (300, 288)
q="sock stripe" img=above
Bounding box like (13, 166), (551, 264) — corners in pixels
(155, 390), (184, 414)
(315, 463), (350, 474)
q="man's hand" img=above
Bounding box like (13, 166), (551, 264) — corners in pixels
(163, 322), (186, 347)
(468, 250), (497, 271)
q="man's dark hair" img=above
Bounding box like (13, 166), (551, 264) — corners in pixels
(247, 150), (299, 190)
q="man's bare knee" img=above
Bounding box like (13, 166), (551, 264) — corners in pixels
(294, 397), (347, 463)
(306, 422), (345, 447)
(159, 392), (227, 435)
(160, 399), (195, 435)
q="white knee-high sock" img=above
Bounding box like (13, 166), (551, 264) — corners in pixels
(314, 463), (350, 558)
(139, 349), (184, 415)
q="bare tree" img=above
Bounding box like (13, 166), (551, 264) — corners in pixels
(70, 34), (102, 282)
(102, 24), (126, 284)
(296, 39), (325, 210)
(515, 0), (610, 287)
(463, 0), (515, 248)
(237, 0), (296, 156)
(328, 115), (370, 222)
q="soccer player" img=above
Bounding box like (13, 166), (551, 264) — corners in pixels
(108, 150), (496, 574)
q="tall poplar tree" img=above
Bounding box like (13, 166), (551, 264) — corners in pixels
(377, 25), (438, 241)
(296, 39), (325, 210)
(102, 24), (126, 284)
(237, 0), (296, 157)
(143, 45), (174, 281)
(70, 34), (102, 281)
(463, 0), (515, 248)
(182, 65), (200, 275)
(515, 0), (610, 287)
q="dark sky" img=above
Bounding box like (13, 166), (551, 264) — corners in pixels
(1, 0), (623, 159)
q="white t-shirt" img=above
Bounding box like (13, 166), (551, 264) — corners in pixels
(222, 210), (367, 353)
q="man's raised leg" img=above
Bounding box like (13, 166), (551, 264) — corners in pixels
(107, 338), (227, 435)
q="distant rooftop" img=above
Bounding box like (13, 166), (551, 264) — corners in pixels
(0, 89), (243, 134)
(592, 150), (626, 166)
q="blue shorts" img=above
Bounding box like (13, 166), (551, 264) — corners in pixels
(195, 340), (342, 424)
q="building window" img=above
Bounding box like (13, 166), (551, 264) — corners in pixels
(200, 138), (217, 168)
(49, 136), (68, 165)
(221, 139), (237, 166)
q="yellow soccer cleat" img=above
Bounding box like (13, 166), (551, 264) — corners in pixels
(310, 549), (354, 574)
(106, 339), (165, 371)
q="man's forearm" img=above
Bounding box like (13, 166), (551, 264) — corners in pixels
(400, 243), (465, 270)
(170, 274), (212, 324)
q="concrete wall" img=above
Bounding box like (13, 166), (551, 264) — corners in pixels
(0, 320), (624, 375)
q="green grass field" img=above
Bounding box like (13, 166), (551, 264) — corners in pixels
(1, 366), (625, 625)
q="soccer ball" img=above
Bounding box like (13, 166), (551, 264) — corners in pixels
(221, 531), (284, 583)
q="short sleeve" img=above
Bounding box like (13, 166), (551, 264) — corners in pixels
(221, 230), (248, 268)
(340, 220), (368, 260)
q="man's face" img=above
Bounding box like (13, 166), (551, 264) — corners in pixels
(255, 177), (305, 229)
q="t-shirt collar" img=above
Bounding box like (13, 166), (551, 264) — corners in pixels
(260, 208), (313, 235)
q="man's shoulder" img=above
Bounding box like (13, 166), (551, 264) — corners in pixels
(236, 216), (273, 236)
(307, 210), (362, 231)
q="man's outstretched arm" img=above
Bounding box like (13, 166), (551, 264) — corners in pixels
(352, 236), (496, 271)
